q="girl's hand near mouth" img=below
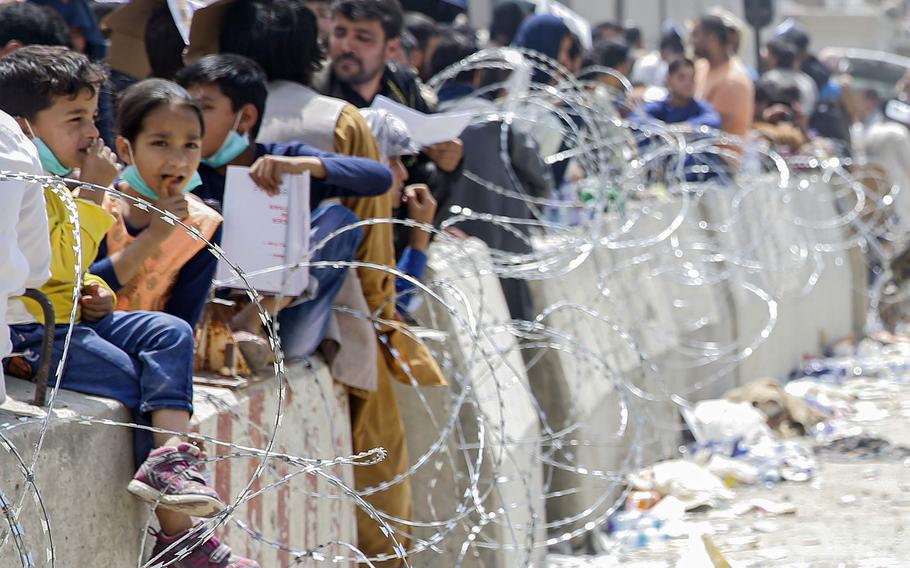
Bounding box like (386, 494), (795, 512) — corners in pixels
(148, 192), (190, 240)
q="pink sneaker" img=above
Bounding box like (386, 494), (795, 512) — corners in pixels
(149, 526), (260, 567)
(128, 443), (224, 517)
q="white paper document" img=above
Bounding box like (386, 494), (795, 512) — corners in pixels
(370, 94), (473, 147)
(216, 166), (310, 296)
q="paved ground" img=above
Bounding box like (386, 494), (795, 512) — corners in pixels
(549, 379), (910, 567)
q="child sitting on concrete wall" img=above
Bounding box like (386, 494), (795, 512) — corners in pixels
(0, 45), (258, 568)
(88, 78), (223, 330)
(175, 54), (393, 368)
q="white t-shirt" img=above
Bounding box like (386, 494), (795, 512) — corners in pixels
(631, 51), (668, 87)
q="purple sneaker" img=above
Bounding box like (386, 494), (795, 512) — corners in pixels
(148, 526), (260, 568)
(128, 443), (225, 517)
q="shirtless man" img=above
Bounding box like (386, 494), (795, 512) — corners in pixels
(690, 14), (755, 137)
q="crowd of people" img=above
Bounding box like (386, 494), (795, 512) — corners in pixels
(0, 1), (907, 566)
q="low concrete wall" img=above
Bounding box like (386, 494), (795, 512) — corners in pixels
(0, 358), (355, 568)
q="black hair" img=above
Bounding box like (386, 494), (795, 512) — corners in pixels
(400, 0), (463, 24)
(624, 25), (642, 48)
(331, 0), (404, 40)
(754, 77), (774, 105)
(667, 57), (695, 76)
(593, 20), (623, 41)
(220, 0), (324, 87)
(404, 11), (437, 52)
(659, 30), (684, 54)
(175, 54), (268, 139)
(145, 5), (186, 80)
(568, 32), (582, 62)
(697, 15), (728, 46)
(429, 29), (478, 82)
(116, 78), (205, 142)
(0, 2), (72, 48)
(489, 1), (532, 46)
(0, 45), (105, 120)
(781, 28), (810, 53)
(766, 38), (797, 70)
(584, 39), (630, 70)
(758, 76), (800, 107)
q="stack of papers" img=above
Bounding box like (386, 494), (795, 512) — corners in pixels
(215, 165), (310, 296)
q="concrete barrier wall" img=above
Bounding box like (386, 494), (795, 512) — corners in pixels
(0, 359), (355, 568)
(0, 178), (869, 566)
(396, 237), (546, 567)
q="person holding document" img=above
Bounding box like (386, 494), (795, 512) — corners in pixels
(314, 0), (464, 202)
(176, 54), (393, 370)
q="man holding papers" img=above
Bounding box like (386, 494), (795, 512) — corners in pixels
(315, 0), (465, 186)
(314, 1), (461, 563)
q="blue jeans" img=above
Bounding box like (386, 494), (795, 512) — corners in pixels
(8, 310), (195, 467)
(278, 204), (363, 360)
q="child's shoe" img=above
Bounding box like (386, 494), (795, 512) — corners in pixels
(128, 443), (225, 517)
(149, 526), (260, 567)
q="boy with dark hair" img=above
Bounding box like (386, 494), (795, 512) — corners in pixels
(763, 38), (818, 115)
(639, 58), (721, 129)
(175, 53), (393, 209)
(0, 45), (258, 567)
(175, 54), (393, 365)
(214, 0), (404, 346)
(0, 45), (118, 190)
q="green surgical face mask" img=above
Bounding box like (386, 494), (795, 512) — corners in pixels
(122, 141), (201, 201)
(25, 120), (73, 176)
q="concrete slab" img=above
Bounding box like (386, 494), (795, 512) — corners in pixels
(0, 358), (355, 568)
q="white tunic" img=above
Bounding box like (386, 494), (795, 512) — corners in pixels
(0, 110), (50, 402)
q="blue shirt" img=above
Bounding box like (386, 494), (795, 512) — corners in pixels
(395, 247), (428, 314)
(640, 97), (722, 129)
(195, 142), (393, 211)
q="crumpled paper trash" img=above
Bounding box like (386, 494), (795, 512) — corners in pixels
(628, 460), (734, 510)
(688, 399), (770, 444)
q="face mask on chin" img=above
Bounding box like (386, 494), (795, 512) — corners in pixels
(24, 120), (73, 177)
(122, 140), (201, 202)
(201, 112), (250, 168)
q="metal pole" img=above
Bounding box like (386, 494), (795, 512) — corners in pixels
(753, 24), (762, 73)
(616, 0), (625, 23)
(658, 0), (667, 27)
